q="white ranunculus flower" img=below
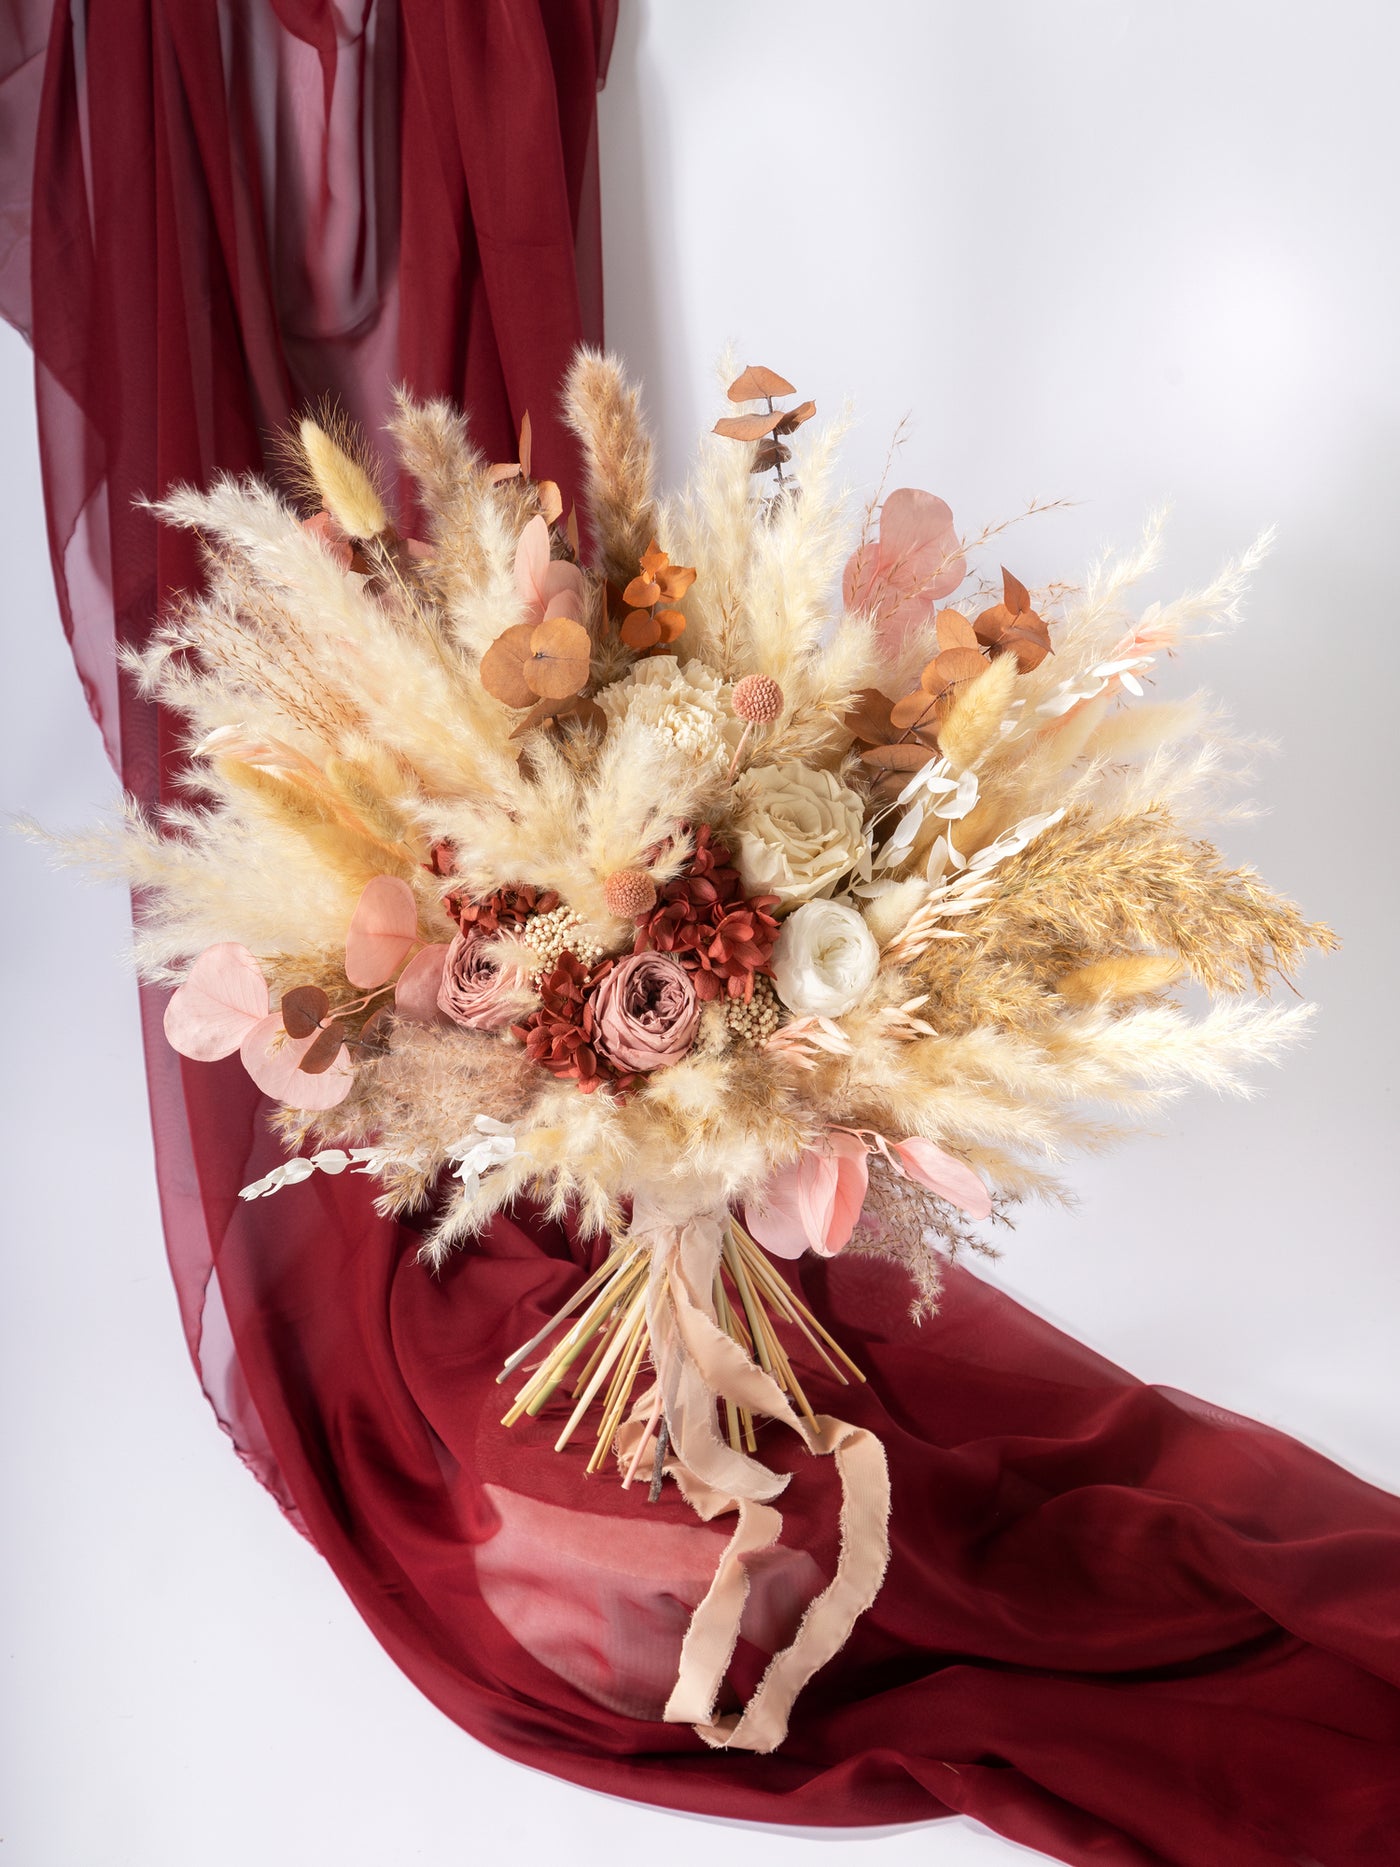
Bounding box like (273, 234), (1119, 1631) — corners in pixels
(733, 763), (868, 907)
(771, 898), (880, 1018)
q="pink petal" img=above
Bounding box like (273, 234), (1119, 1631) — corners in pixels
(542, 586), (584, 624)
(394, 943), (450, 1023)
(163, 943), (270, 1060)
(540, 559), (586, 609)
(795, 1147), (841, 1253)
(513, 515), (553, 612)
(744, 1158), (814, 1259)
(893, 1136), (992, 1219)
(344, 876), (419, 988)
(817, 1132), (870, 1256)
(239, 1013), (354, 1110)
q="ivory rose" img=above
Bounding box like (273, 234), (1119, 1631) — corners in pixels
(733, 762), (868, 906)
(437, 930), (527, 1031)
(591, 952), (700, 1073)
(771, 898), (880, 1018)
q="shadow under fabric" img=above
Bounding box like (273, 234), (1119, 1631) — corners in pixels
(3, 6), (1399, 1861)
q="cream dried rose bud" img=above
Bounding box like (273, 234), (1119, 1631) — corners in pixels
(733, 762), (868, 907)
(771, 899), (880, 1018)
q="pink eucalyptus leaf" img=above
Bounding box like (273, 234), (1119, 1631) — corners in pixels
(744, 1158), (814, 1259)
(843, 488), (966, 648)
(239, 1013), (355, 1110)
(893, 1136), (992, 1219)
(513, 515), (553, 611)
(541, 586), (584, 625)
(540, 558), (586, 609)
(795, 1147), (841, 1254)
(394, 943), (451, 1024)
(163, 943), (270, 1060)
(817, 1130), (871, 1256)
(344, 876), (419, 988)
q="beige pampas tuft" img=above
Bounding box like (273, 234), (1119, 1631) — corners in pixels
(562, 348), (657, 585)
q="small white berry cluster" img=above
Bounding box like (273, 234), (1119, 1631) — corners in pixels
(725, 973), (780, 1045)
(520, 906), (606, 980)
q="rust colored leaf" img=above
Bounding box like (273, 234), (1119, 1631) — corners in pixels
(713, 411), (783, 441)
(536, 478), (563, 526)
(620, 608), (661, 650)
(511, 692), (603, 738)
(623, 575), (662, 607)
(932, 646), (988, 688)
(281, 984), (329, 1040)
(728, 365), (796, 401)
(518, 410), (533, 481)
(752, 440), (793, 473)
(480, 622), (540, 708)
(1002, 566), (1029, 614)
(299, 1020), (347, 1075)
(358, 1006), (394, 1050)
(844, 687), (894, 744)
(527, 614), (592, 698)
(935, 610), (980, 652)
(861, 741), (936, 771)
(656, 562), (696, 602)
(639, 539), (668, 578)
(654, 607), (686, 643)
(891, 689), (944, 733)
(772, 398), (817, 436)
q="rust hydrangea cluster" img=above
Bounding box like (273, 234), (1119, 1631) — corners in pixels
(633, 824), (781, 1003)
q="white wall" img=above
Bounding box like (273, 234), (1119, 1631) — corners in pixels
(1, 6), (1396, 1864)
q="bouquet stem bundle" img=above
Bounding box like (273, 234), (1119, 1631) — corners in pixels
(498, 1222), (864, 1481)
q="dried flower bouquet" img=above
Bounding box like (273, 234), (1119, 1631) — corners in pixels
(74, 354), (1332, 1750)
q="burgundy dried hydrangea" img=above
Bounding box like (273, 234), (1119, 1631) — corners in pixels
(457, 880), (561, 937)
(634, 822), (780, 1002)
(511, 953), (635, 1096)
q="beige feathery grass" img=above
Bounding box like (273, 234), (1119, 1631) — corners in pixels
(562, 349), (658, 586)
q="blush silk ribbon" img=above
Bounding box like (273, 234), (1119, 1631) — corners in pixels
(619, 1199), (891, 1753)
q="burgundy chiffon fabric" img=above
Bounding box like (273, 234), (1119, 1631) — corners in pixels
(5, 8), (1400, 1863)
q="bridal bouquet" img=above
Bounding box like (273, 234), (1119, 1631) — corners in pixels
(84, 355), (1331, 1749)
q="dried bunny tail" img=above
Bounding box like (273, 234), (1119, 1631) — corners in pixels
(936, 652), (1021, 773)
(387, 390), (521, 660)
(562, 348), (658, 585)
(296, 416), (389, 539)
(1056, 955), (1183, 1005)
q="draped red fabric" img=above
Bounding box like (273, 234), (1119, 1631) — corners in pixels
(4, 9), (1400, 1863)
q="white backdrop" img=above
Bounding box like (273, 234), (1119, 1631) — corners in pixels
(2, 5), (1397, 1863)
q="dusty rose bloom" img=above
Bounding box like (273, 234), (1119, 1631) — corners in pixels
(591, 952), (700, 1074)
(437, 930), (525, 1031)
